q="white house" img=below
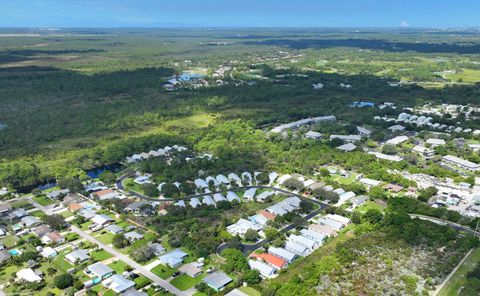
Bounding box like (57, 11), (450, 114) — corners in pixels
(249, 260), (277, 278)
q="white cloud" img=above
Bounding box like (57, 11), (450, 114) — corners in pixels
(400, 20), (410, 28)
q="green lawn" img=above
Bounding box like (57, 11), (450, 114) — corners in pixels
(80, 220), (93, 230)
(170, 274), (205, 291)
(91, 249), (112, 261)
(134, 275), (152, 289)
(52, 252), (74, 272)
(32, 195), (55, 206)
(96, 232), (114, 245)
(354, 200), (385, 214)
(29, 209), (47, 217)
(239, 286), (262, 296)
(0, 264), (20, 283)
(1, 235), (19, 248)
(151, 263), (177, 279)
(108, 260), (129, 273)
(438, 248), (480, 296)
(60, 210), (74, 218)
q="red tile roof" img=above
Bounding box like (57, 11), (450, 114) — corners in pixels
(95, 189), (113, 196)
(258, 210), (276, 220)
(250, 253), (287, 269)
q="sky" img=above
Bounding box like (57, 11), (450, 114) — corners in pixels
(0, 0), (479, 28)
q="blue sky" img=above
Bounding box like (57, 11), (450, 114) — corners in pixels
(0, 0), (479, 28)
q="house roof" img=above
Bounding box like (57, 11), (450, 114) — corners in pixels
(250, 253), (287, 269)
(258, 210), (276, 220)
(178, 263), (202, 277)
(21, 216), (41, 227)
(249, 260), (276, 277)
(17, 268), (42, 282)
(41, 246), (57, 258)
(105, 274), (135, 293)
(125, 231), (144, 241)
(46, 231), (64, 242)
(125, 201), (147, 211)
(225, 289), (249, 296)
(384, 183), (404, 192)
(203, 272), (232, 290)
(105, 224), (123, 234)
(65, 249), (89, 262)
(268, 247), (296, 262)
(92, 214), (114, 225)
(32, 224), (52, 236)
(87, 262), (113, 278)
(68, 203), (84, 212)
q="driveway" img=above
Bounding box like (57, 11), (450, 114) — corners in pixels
(28, 197), (192, 296)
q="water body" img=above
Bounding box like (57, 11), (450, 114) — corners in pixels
(86, 163), (123, 179)
(0, 123), (6, 130)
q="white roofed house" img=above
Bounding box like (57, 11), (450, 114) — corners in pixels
(300, 229), (327, 244)
(359, 178), (381, 187)
(329, 134), (362, 142)
(21, 216), (41, 228)
(243, 188), (257, 201)
(226, 191), (240, 202)
(213, 193), (227, 203)
(92, 214), (114, 226)
(242, 172), (253, 185)
(317, 217), (345, 231)
(288, 234), (319, 252)
(326, 214), (351, 225)
(277, 174), (291, 185)
(216, 174), (230, 185)
(442, 155), (480, 171)
(305, 131), (322, 139)
(202, 195), (216, 207)
(227, 219), (262, 237)
(228, 173), (243, 186)
(87, 262), (114, 280)
(194, 178), (209, 190)
(256, 191), (275, 202)
(206, 176), (220, 187)
(174, 200), (186, 207)
(388, 125), (405, 132)
(124, 231), (144, 243)
(159, 249), (188, 268)
(336, 191), (356, 206)
(249, 260), (277, 278)
(65, 249), (90, 264)
(386, 135), (409, 145)
(103, 274), (135, 294)
(268, 172), (278, 185)
(189, 198), (201, 208)
(357, 126), (372, 137)
(268, 247), (297, 263)
(337, 143), (357, 152)
(285, 241), (310, 256)
(426, 138), (446, 147)
(17, 268), (42, 282)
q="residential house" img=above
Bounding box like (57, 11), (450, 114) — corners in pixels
(300, 229), (327, 244)
(243, 188), (256, 201)
(442, 155), (480, 171)
(248, 260), (277, 278)
(41, 231), (65, 244)
(189, 198), (201, 208)
(305, 131), (322, 139)
(330, 135), (362, 142)
(87, 262), (114, 280)
(103, 274), (135, 294)
(149, 243), (166, 256)
(105, 224), (124, 234)
(41, 246), (57, 258)
(288, 235), (318, 252)
(32, 224), (52, 237)
(213, 193), (227, 203)
(255, 191), (274, 202)
(124, 231), (144, 243)
(47, 189), (70, 199)
(227, 219), (262, 237)
(386, 135), (409, 145)
(179, 263), (202, 278)
(285, 241), (310, 256)
(159, 249), (188, 268)
(337, 143), (357, 152)
(309, 223), (337, 237)
(21, 216), (41, 228)
(203, 272), (233, 291)
(65, 249), (90, 264)
(326, 214), (351, 225)
(17, 268), (42, 282)
(384, 183), (404, 193)
(250, 253), (287, 269)
(226, 191), (240, 202)
(93, 189), (121, 201)
(268, 247), (297, 263)
(91, 214), (114, 226)
(202, 196), (216, 207)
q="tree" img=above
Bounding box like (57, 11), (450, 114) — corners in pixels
(160, 183), (179, 197)
(362, 209), (383, 224)
(255, 172), (269, 184)
(312, 188), (339, 203)
(382, 144), (397, 155)
(141, 183), (159, 197)
(98, 170), (116, 184)
(222, 248), (249, 273)
(112, 233), (129, 248)
(57, 177), (83, 192)
(42, 214), (67, 231)
(244, 269), (261, 285)
(32, 188), (42, 196)
(369, 186), (388, 200)
(47, 267), (57, 276)
(264, 227), (280, 241)
(283, 178), (305, 191)
(418, 186), (438, 202)
(130, 244), (154, 263)
(22, 251), (38, 262)
(244, 229), (259, 242)
(54, 274), (74, 289)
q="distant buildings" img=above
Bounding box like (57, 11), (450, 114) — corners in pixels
(442, 155), (480, 171)
(270, 115), (336, 133)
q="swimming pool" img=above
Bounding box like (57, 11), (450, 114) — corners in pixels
(8, 249), (20, 256)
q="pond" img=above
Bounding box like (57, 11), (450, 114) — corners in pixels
(86, 163), (124, 179)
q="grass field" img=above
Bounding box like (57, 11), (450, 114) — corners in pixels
(32, 195), (55, 206)
(445, 69), (480, 83)
(29, 209), (47, 217)
(96, 232), (114, 245)
(60, 210), (74, 218)
(91, 249), (113, 261)
(108, 260), (129, 273)
(239, 286), (262, 296)
(1, 235), (19, 248)
(163, 113), (214, 130)
(151, 263), (177, 279)
(354, 200), (386, 214)
(170, 274), (205, 291)
(438, 248), (480, 296)
(52, 251), (74, 272)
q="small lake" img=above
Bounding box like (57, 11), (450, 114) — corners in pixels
(86, 163), (124, 179)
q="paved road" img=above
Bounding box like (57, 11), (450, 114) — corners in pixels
(28, 197), (192, 296)
(433, 248), (474, 296)
(409, 214), (480, 236)
(69, 225), (192, 296)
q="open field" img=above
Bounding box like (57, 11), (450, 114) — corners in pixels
(438, 248), (480, 296)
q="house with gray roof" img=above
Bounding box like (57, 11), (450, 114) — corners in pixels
(87, 262), (114, 279)
(203, 272), (233, 291)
